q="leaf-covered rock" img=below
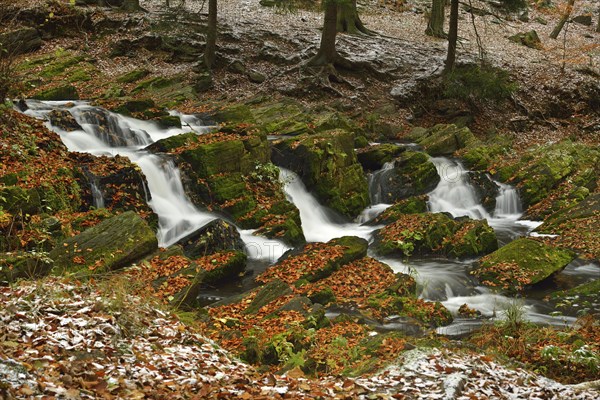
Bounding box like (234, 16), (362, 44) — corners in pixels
(472, 238), (576, 291)
(50, 211), (158, 275)
(406, 124), (479, 156)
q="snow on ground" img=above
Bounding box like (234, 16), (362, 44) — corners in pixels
(1, 279), (598, 398)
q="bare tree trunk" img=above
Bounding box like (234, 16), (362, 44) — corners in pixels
(426, 0), (446, 38)
(336, 0), (373, 35)
(445, 0), (458, 72)
(550, 0), (576, 39)
(204, 0), (217, 69)
(596, 4), (600, 33)
(308, 1), (338, 66)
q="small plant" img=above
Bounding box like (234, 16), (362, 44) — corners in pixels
(503, 299), (525, 333)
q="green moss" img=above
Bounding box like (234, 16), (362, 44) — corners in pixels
(375, 196), (429, 224)
(147, 132), (198, 152)
(0, 252), (53, 284)
(32, 85), (79, 101)
(446, 220), (498, 259)
(357, 144), (405, 171)
(462, 144), (510, 171)
(49, 211), (158, 276)
(245, 279), (293, 314)
(117, 69), (150, 84)
(308, 287), (336, 306)
(407, 124), (479, 157)
(39, 55), (86, 79)
(473, 238), (577, 289)
(442, 64), (518, 102)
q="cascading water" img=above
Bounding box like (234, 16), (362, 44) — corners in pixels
(428, 157), (490, 220)
(23, 100), (288, 262)
(494, 182), (522, 217)
(89, 179), (105, 209)
(280, 168), (378, 242)
(367, 161), (394, 205)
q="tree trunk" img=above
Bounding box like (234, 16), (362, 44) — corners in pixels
(445, 0), (458, 72)
(308, 1), (338, 66)
(426, 0), (446, 38)
(336, 0), (372, 35)
(204, 0), (217, 70)
(550, 0), (576, 39)
(596, 4), (600, 33)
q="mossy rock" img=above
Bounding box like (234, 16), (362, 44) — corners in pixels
(0, 252), (54, 284)
(117, 68), (150, 84)
(375, 213), (497, 258)
(509, 30), (542, 49)
(272, 130), (369, 218)
(461, 144), (510, 171)
(445, 219), (498, 259)
(536, 193), (600, 233)
(550, 278), (600, 317)
(113, 99), (157, 116)
(175, 219), (245, 259)
(245, 279), (293, 314)
(357, 144), (406, 171)
(32, 84), (79, 101)
(374, 196), (429, 224)
(407, 124), (479, 156)
(0, 186), (42, 215)
(371, 151), (440, 203)
(50, 211), (158, 275)
(146, 132), (198, 153)
(157, 115), (182, 129)
(472, 238), (577, 290)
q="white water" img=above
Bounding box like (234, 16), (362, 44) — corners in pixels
(89, 179), (105, 209)
(368, 161), (394, 205)
(494, 182), (522, 217)
(23, 100), (288, 262)
(280, 168), (380, 242)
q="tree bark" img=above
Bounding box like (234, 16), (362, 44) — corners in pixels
(596, 4), (600, 33)
(336, 0), (372, 35)
(426, 0), (446, 38)
(445, 0), (458, 72)
(550, 0), (576, 39)
(308, 0), (339, 66)
(204, 0), (217, 70)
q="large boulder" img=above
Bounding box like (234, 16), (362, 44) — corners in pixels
(357, 144), (406, 171)
(406, 124), (479, 156)
(32, 84), (79, 101)
(175, 219), (245, 258)
(374, 196), (429, 225)
(370, 151), (440, 203)
(471, 238), (576, 291)
(50, 211), (158, 275)
(508, 30), (542, 49)
(257, 236), (368, 285)
(375, 213), (497, 258)
(272, 130), (369, 218)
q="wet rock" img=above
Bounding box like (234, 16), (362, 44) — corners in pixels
(508, 30), (542, 49)
(176, 219), (245, 259)
(32, 84), (79, 101)
(245, 279), (293, 314)
(357, 143), (406, 171)
(193, 72), (214, 93)
(116, 68), (150, 84)
(47, 109), (82, 132)
(467, 171), (500, 213)
(375, 213), (497, 258)
(371, 151), (440, 203)
(49, 211), (158, 275)
(472, 238), (576, 290)
(0, 28), (41, 55)
(374, 196), (429, 224)
(406, 124), (479, 156)
(272, 130), (369, 218)
(0, 252), (54, 284)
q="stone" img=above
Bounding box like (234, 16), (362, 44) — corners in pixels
(47, 109), (82, 132)
(245, 279), (293, 314)
(248, 70), (266, 83)
(406, 124), (479, 156)
(508, 30), (542, 49)
(176, 219), (245, 259)
(229, 59), (247, 74)
(32, 85), (79, 101)
(467, 171), (500, 213)
(50, 211), (158, 275)
(0, 28), (41, 55)
(357, 144), (406, 171)
(472, 238), (576, 290)
(272, 130), (370, 218)
(0, 252), (53, 284)
(370, 151), (440, 203)
(572, 15), (592, 26)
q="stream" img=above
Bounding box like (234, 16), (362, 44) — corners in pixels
(23, 100), (597, 336)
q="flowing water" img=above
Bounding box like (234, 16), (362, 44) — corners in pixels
(21, 101), (596, 333)
(23, 100), (289, 262)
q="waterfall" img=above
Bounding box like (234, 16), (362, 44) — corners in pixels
(367, 161), (394, 205)
(23, 100), (288, 262)
(89, 179), (105, 209)
(494, 182), (522, 217)
(428, 157), (490, 220)
(280, 168), (377, 242)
